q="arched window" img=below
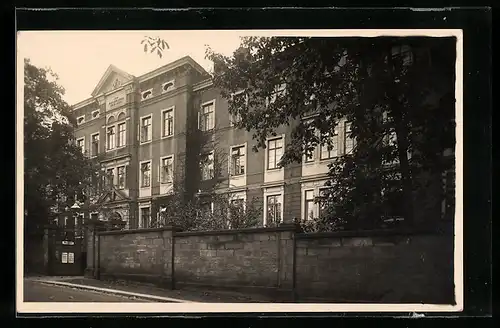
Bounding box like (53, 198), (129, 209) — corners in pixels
(107, 115), (115, 124)
(117, 112), (126, 121)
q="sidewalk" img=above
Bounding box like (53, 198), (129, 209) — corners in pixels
(27, 276), (277, 303)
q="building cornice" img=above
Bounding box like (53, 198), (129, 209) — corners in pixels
(193, 78), (213, 92)
(72, 98), (96, 111)
(138, 56), (209, 83)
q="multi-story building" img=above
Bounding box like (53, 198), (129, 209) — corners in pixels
(72, 52), (455, 230)
(71, 55), (358, 229)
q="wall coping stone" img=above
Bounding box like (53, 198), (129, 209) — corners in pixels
(296, 226), (452, 240)
(98, 225), (179, 236)
(175, 224), (299, 237)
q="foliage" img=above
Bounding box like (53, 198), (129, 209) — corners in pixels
(141, 36), (170, 59)
(204, 36), (455, 230)
(143, 35), (455, 231)
(24, 59), (109, 232)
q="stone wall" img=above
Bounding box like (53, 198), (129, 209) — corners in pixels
(173, 227), (294, 292)
(90, 223), (454, 303)
(295, 232), (455, 303)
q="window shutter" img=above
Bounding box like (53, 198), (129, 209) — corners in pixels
(137, 124), (140, 141)
(197, 111), (201, 130)
(157, 164), (160, 183)
(148, 123), (152, 141)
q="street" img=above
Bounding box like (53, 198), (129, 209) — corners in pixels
(23, 279), (152, 302)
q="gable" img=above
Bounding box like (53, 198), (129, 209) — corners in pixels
(98, 188), (129, 204)
(91, 65), (135, 97)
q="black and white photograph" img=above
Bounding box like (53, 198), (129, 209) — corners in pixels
(17, 27), (463, 314)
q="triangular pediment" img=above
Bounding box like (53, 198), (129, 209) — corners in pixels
(91, 65), (135, 97)
(98, 187), (129, 205)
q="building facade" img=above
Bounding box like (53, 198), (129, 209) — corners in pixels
(72, 54), (454, 230)
(71, 56), (356, 229)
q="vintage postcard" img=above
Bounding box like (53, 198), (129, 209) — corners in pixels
(17, 27), (463, 314)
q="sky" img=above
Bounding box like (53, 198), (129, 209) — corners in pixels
(17, 30), (244, 105)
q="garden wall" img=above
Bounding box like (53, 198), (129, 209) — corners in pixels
(89, 223), (454, 303)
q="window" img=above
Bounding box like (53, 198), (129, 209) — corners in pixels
(140, 115), (152, 143)
(162, 80), (175, 93)
(117, 123), (126, 147)
(199, 101), (215, 131)
(77, 115), (85, 125)
(107, 126), (116, 150)
(344, 122), (354, 154)
(91, 133), (99, 156)
(162, 108), (174, 137)
(160, 156), (174, 184)
(268, 83), (286, 105)
(140, 161), (151, 187)
(92, 110), (100, 119)
(266, 195), (282, 225)
(267, 137), (283, 170)
(230, 145), (245, 176)
(117, 166), (126, 189)
(141, 89), (153, 101)
(76, 138), (85, 154)
(304, 126), (316, 162)
(318, 188), (330, 218)
(201, 152), (214, 180)
(304, 190), (315, 220)
(230, 91), (246, 125)
(106, 168), (114, 187)
(391, 45), (414, 66)
(382, 111), (398, 164)
(140, 207), (151, 228)
(320, 131), (338, 160)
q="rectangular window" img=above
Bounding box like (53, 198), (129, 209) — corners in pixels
(162, 108), (174, 137)
(107, 126), (116, 150)
(140, 207), (151, 229)
(267, 137), (283, 170)
(141, 161), (151, 187)
(304, 190), (315, 220)
(320, 132), (338, 160)
(230, 145), (246, 176)
(201, 152), (214, 180)
(160, 156), (174, 184)
(266, 195), (282, 225)
(318, 188), (330, 218)
(304, 126), (316, 162)
(141, 115), (152, 143)
(199, 101), (215, 131)
(106, 168), (114, 187)
(76, 138), (85, 154)
(344, 121), (354, 154)
(91, 133), (99, 156)
(117, 166), (125, 189)
(268, 83), (286, 105)
(230, 91), (246, 125)
(117, 123), (126, 147)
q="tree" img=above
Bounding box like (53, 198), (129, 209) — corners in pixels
(153, 122), (263, 231)
(24, 59), (109, 233)
(203, 37), (455, 230)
